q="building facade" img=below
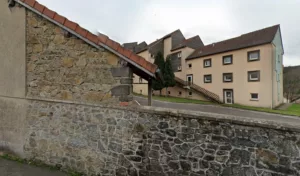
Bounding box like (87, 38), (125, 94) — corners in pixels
(0, 0), (158, 106)
(125, 25), (284, 108)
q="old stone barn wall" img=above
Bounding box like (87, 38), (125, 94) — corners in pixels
(26, 11), (132, 104)
(1, 97), (300, 176)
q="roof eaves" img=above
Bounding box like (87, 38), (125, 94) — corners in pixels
(17, 0), (157, 78)
(186, 42), (272, 61)
(170, 45), (186, 52)
(136, 48), (148, 54)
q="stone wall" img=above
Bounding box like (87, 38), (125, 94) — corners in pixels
(1, 97), (300, 176)
(26, 11), (132, 104)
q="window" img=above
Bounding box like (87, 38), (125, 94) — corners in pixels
(139, 77), (143, 83)
(140, 90), (142, 94)
(248, 71), (260, 82)
(250, 93), (259, 101)
(168, 91), (171, 95)
(178, 52), (182, 58)
(177, 66), (182, 71)
(223, 55), (233, 65)
(187, 75), (193, 85)
(188, 63), (192, 68)
(204, 59), (211, 68)
(151, 54), (154, 58)
(204, 74), (212, 83)
(223, 73), (233, 82)
(248, 50), (260, 61)
(179, 91), (182, 96)
(189, 92), (192, 96)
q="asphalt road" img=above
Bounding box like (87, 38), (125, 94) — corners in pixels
(134, 96), (300, 127)
(0, 158), (66, 176)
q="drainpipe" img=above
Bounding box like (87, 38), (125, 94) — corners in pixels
(271, 45), (274, 109)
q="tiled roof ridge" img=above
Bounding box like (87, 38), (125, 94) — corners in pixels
(16, 0), (157, 77)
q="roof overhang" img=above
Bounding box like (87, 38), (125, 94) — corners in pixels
(15, 0), (158, 80)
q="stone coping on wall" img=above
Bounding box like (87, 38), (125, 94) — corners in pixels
(1, 95), (299, 132)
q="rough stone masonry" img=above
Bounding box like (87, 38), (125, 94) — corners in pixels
(26, 11), (133, 104)
(1, 97), (300, 176)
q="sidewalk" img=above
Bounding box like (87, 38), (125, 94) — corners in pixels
(0, 158), (67, 176)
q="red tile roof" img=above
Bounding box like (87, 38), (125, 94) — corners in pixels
(18, 0), (158, 77)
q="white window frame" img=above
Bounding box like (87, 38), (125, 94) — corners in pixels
(204, 75), (212, 83)
(249, 52), (259, 61)
(250, 93), (259, 101)
(248, 50), (260, 61)
(177, 66), (182, 71)
(204, 60), (211, 67)
(178, 52), (182, 58)
(223, 55), (232, 64)
(223, 74), (232, 82)
(249, 72), (259, 81)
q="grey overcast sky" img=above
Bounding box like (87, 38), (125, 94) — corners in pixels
(38, 0), (300, 66)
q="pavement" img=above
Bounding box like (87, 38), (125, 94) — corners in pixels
(0, 158), (66, 176)
(134, 96), (300, 127)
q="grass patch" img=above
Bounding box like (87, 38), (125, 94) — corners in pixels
(287, 104), (300, 113)
(220, 103), (300, 117)
(134, 93), (300, 117)
(134, 93), (213, 105)
(0, 153), (84, 176)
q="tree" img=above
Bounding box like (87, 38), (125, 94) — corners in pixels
(164, 56), (176, 96)
(284, 68), (300, 102)
(152, 52), (165, 95)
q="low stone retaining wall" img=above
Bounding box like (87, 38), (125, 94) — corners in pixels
(1, 96), (300, 176)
